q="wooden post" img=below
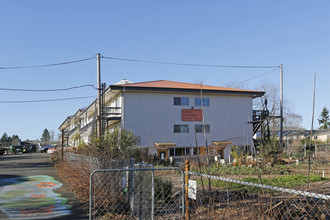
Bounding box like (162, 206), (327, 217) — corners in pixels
(97, 53), (102, 137)
(61, 129), (64, 163)
(185, 160), (190, 220)
(280, 64), (284, 149)
(308, 152), (311, 188)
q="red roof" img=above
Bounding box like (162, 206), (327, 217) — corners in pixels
(112, 80), (263, 94)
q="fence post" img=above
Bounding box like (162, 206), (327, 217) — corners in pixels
(308, 152), (311, 188)
(185, 160), (190, 220)
(129, 158), (135, 217)
(151, 169), (155, 220)
(89, 172), (94, 220)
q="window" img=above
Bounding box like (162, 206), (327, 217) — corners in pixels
(195, 97), (210, 106)
(175, 148), (183, 156)
(174, 125), (189, 133)
(170, 147), (191, 156)
(193, 147), (201, 155)
(170, 148), (175, 156)
(194, 124), (210, 133)
(174, 97), (189, 106)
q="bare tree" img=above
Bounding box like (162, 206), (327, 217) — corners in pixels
(254, 81), (302, 127)
(56, 133), (62, 142)
(50, 129), (55, 143)
(283, 101), (303, 127)
(254, 81), (279, 116)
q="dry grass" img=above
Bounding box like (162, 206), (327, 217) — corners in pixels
(55, 156), (132, 218)
(55, 159), (91, 205)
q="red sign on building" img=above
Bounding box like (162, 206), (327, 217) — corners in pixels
(181, 109), (203, 121)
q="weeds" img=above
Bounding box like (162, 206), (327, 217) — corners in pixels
(191, 163), (292, 176)
(54, 158), (90, 206)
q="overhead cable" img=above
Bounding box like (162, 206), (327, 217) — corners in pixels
(0, 57), (95, 70)
(0, 84), (97, 92)
(0, 96), (96, 103)
(238, 68), (279, 84)
(0, 54), (280, 70)
(102, 56), (280, 69)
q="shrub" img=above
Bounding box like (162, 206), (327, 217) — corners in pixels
(49, 149), (61, 165)
(54, 159), (90, 207)
(155, 176), (172, 203)
(90, 128), (147, 162)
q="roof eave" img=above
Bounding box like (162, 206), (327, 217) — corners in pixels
(110, 85), (264, 97)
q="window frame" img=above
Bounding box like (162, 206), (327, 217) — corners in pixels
(195, 97), (210, 107)
(194, 124), (210, 133)
(174, 97), (189, 106)
(174, 124), (189, 133)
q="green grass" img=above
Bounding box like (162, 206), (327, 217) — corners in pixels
(193, 164), (293, 176)
(197, 174), (328, 194)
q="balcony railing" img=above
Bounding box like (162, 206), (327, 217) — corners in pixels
(68, 126), (79, 136)
(80, 121), (93, 134)
(66, 107), (121, 138)
(103, 107), (121, 120)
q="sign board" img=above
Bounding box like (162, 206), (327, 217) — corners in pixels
(181, 109), (202, 121)
(188, 180), (197, 200)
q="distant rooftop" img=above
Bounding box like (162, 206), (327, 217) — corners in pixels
(114, 79), (133, 85)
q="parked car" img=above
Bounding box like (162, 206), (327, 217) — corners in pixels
(22, 145), (37, 153)
(10, 145), (23, 154)
(39, 145), (53, 153)
(47, 146), (57, 154)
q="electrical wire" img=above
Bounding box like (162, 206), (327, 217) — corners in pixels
(0, 57), (95, 70)
(0, 84), (97, 92)
(0, 54), (280, 70)
(102, 56), (280, 69)
(0, 96), (96, 103)
(237, 68), (279, 84)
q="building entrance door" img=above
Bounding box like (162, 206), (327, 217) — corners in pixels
(158, 150), (168, 160)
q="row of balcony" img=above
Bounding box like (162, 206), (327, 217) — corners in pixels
(66, 107), (122, 137)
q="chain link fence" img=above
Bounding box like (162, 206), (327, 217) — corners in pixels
(185, 165), (330, 219)
(65, 152), (329, 219)
(89, 167), (185, 220)
(65, 152), (130, 171)
(286, 143), (329, 165)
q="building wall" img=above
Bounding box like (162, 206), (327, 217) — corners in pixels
(122, 91), (254, 149)
(314, 134), (329, 142)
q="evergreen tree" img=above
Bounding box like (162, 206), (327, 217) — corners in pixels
(41, 129), (51, 144)
(12, 135), (20, 145)
(90, 128), (143, 160)
(0, 133), (11, 147)
(318, 107), (330, 129)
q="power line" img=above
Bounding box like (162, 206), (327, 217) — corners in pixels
(238, 68), (279, 84)
(0, 54), (280, 70)
(0, 96), (96, 103)
(0, 84), (97, 92)
(0, 57), (95, 70)
(102, 56), (280, 69)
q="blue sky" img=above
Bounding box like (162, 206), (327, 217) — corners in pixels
(0, 1), (329, 140)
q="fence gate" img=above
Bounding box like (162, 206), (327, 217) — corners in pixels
(90, 167), (185, 220)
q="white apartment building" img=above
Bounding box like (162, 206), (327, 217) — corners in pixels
(59, 80), (264, 162)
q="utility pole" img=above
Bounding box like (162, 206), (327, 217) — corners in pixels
(311, 73), (316, 145)
(61, 129), (64, 162)
(280, 64), (283, 149)
(97, 53), (102, 137)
